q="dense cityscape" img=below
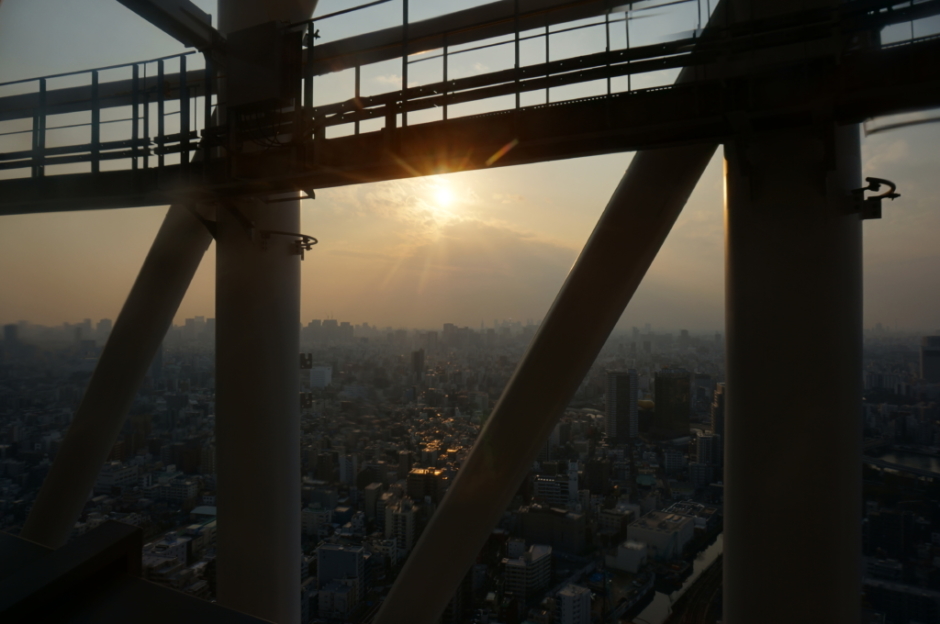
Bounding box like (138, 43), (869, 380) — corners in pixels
(1, 318), (938, 623)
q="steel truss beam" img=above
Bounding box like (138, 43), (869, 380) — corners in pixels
(116, 0), (220, 50)
(372, 0), (732, 618)
(19, 203), (214, 549)
(1, 32), (938, 216)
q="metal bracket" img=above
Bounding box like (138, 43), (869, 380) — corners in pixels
(852, 177), (900, 220)
(224, 203), (318, 259)
(260, 230), (318, 260)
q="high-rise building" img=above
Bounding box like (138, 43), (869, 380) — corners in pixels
(920, 336), (940, 383)
(678, 329), (690, 350)
(411, 349), (425, 382)
(385, 497), (417, 556)
(606, 370), (638, 443)
(556, 584), (592, 624)
(406, 467), (446, 503)
(697, 433), (723, 467)
(653, 368), (691, 440)
(711, 383), (726, 437)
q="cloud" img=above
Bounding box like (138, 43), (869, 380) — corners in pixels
(492, 193), (525, 204)
(302, 209), (580, 326)
(863, 138), (909, 171)
(373, 74), (419, 88)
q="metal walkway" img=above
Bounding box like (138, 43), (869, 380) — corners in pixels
(0, 0), (939, 216)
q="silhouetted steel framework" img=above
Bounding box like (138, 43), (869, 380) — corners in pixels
(3, 1), (940, 623)
(0, 0), (937, 214)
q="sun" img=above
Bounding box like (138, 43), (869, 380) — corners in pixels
(434, 186), (455, 208)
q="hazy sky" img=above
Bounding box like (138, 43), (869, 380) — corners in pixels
(1, 1), (939, 332)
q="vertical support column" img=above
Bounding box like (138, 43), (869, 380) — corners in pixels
(724, 123), (862, 623)
(213, 1), (315, 623)
(722, 1), (861, 622)
(215, 201), (301, 624)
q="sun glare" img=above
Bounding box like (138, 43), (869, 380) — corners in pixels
(434, 186), (455, 208)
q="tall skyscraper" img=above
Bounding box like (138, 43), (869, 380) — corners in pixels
(653, 368), (691, 440)
(920, 336), (940, 383)
(606, 370), (638, 443)
(711, 383), (726, 437)
(411, 349), (425, 382)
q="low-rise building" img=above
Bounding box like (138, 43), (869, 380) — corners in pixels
(605, 539), (648, 574)
(94, 461), (138, 494)
(627, 511), (694, 560)
(503, 544), (552, 597)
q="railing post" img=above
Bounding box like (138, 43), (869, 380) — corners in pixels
(442, 34), (448, 121)
(203, 54), (213, 172)
(354, 64), (361, 134)
(514, 0), (521, 109)
(132, 64), (140, 170)
(625, 8), (631, 92)
(91, 70), (100, 174)
(33, 78), (46, 178)
(143, 64), (150, 169)
(306, 22), (315, 137)
(180, 54), (190, 172)
(157, 60), (165, 168)
(545, 21), (550, 104)
(402, 0), (409, 127)
(605, 11), (611, 96)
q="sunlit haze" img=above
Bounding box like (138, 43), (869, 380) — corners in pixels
(1, 0), (939, 332)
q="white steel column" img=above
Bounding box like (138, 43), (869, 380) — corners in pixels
(723, 1), (863, 617)
(724, 119), (863, 624)
(214, 2), (315, 623)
